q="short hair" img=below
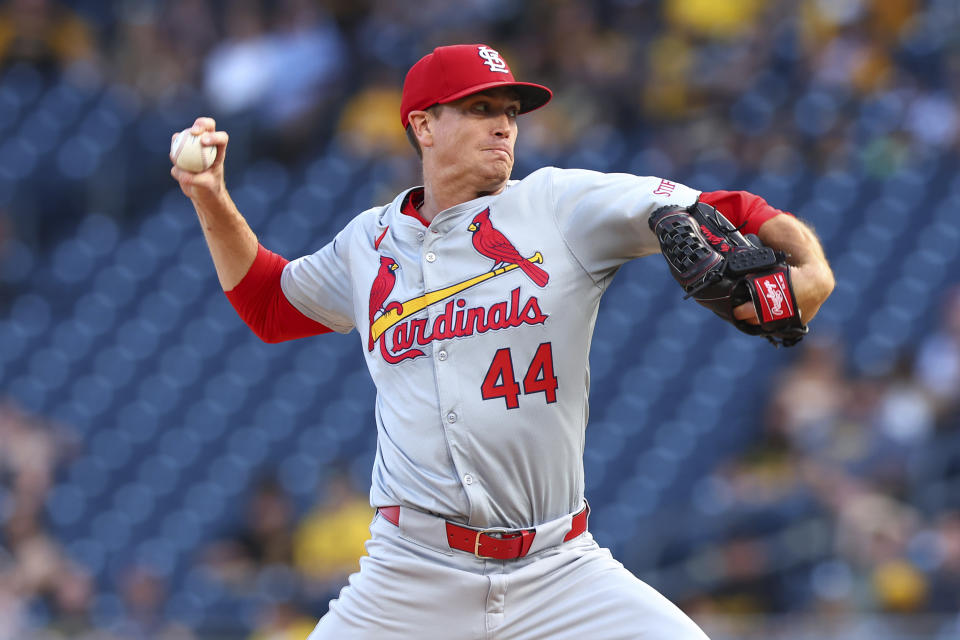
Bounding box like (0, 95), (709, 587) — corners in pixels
(405, 104), (441, 159)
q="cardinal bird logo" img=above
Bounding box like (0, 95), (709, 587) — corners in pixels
(468, 208), (549, 288)
(368, 256), (403, 351)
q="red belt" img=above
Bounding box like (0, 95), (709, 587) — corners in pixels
(377, 505), (589, 560)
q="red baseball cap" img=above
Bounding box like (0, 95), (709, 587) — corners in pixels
(400, 44), (552, 127)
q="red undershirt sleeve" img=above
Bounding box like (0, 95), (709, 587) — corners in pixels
(698, 190), (793, 236)
(224, 244), (333, 343)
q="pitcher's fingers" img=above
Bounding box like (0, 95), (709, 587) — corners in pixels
(191, 117), (217, 134)
(733, 301), (759, 325)
(200, 131), (228, 169)
(200, 131), (229, 148)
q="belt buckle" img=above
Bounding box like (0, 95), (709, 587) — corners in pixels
(473, 528), (502, 559)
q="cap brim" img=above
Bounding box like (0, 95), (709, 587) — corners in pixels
(437, 81), (553, 115)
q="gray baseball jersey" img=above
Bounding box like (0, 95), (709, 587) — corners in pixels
(281, 166), (699, 529)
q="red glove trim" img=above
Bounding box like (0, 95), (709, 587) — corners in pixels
(224, 244), (332, 343)
(698, 190), (792, 237)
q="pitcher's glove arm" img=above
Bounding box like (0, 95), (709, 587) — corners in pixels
(648, 201), (808, 347)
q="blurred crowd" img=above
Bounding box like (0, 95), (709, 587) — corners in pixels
(0, 0), (958, 251)
(1, 0), (960, 638)
(0, 398), (373, 640)
(665, 289), (960, 636)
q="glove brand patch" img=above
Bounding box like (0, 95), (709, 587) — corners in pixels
(478, 46), (509, 73)
(753, 272), (795, 323)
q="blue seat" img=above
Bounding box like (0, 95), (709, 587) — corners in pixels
(184, 482), (228, 525)
(10, 293), (52, 337)
(161, 509), (205, 552)
(272, 370), (321, 414)
(277, 452), (321, 497)
(113, 482), (157, 526)
(207, 452), (252, 498)
(78, 106), (124, 153)
(51, 237), (97, 284)
(653, 420), (698, 460)
(295, 423), (341, 462)
(137, 373), (186, 422)
(70, 374), (116, 420)
(901, 247), (947, 283)
(139, 213), (187, 259)
(115, 237), (161, 281)
(852, 332), (897, 375)
(253, 398), (300, 443)
(229, 184), (270, 228)
(288, 183), (334, 232)
(46, 482), (87, 527)
(135, 537), (179, 579)
(65, 537), (108, 576)
(0, 85), (22, 133)
(867, 305), (915, 351)
(137, 453), (181, 496)
(793, 89), (840, 138)
(158, 263), (206, 306)
(0, 238), (35, 284)
(915, 222), (960, 265)
(28, 347), (71, 391)
(158, 427), (203, 468)
(56, 134), (102, 180)
(227, 425), (271, 467)
(68, 454), (110, 498)
(204, 372), (249, 414)
(138, 290), (185, 335)
(92, 345), (136, 392)
(731, 90), (775, 136)
(90, 427), (133, 471)
(641, 335), (687, 378)
(89, 509), (134, 550)
(811, 170), (861, 213)
(39, 77), (92, 127)
(184, 400), (230, 444)
(182, 317), (227, 359)
(116, 318), (161, 361)
(158, 344), (204, 391)
(92, 264), (138, 308)
(116, 400), (162, 446)
(243, 159), (291, 202)
(2, 63), (44, 106)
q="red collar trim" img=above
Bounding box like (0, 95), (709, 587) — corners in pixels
(401, 188), (430, 228)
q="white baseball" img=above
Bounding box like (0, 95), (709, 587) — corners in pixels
(170, 129), (217, 173)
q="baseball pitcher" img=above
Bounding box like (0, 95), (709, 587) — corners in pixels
(171, 44), (834, 639)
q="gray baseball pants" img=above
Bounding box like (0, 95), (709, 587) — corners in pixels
(307, 506), (710, 640)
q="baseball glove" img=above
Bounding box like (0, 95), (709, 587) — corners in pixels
(648, 201), (808, 347)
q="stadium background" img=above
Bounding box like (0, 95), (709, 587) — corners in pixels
(1, 0), (959, 638)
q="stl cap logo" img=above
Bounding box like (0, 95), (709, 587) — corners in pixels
(478, 46), (509, 73)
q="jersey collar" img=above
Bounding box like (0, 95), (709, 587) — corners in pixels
(401, 188), (430, 228)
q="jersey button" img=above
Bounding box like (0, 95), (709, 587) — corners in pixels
(437, 350), (448, 361)
(463, 474), (474, 485)
(446, 411), (457, 423)
(416, 232), (425, 242)
(425, 251), (437, 263)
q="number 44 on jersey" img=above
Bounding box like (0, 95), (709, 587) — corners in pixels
(481, 342), (558, 409)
